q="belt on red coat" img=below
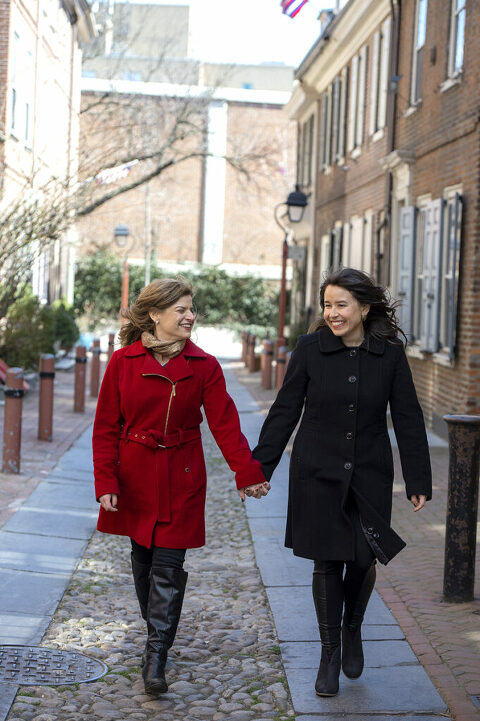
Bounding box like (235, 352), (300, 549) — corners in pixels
(120, 426), (201, 449)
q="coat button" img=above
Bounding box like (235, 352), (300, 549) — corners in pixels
(348, 404), (355, 412)
(185, 467), (190, 472)
(348, 375), (357, 383)
(344, 462), (352, 470)
(346, 432), (353, 440)
(349, 349), (357, 357)
(366, 527), (374, 534)
(373, 531), (380, 539)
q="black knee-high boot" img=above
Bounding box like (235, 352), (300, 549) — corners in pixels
(142, 566), (188, 695)
(342, 562), (376, 679)
(312, 562), (343, 697)
(131, 553), (151, 621)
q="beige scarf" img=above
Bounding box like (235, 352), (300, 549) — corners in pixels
(141, 331), (186, 363)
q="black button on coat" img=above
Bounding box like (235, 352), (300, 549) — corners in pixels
(252, 327), (432, 564)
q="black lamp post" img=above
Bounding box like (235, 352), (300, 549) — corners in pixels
(114, 224), (131, 324)
(274, 185), (308, 341)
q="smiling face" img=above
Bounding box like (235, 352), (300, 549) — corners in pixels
(150, 294), (196, 342)
(323, 285), (370, 346)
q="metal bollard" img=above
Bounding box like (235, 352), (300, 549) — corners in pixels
(107, 332), (115, 363)
(248, 334), (257, 373)
(261, 339), (274, 390)
(38, 354), (55, 441)
(443, 414), (480, 602)
(2, 368), (24, 473)
(90, 338), (101, 398)
(276, 344), (287, 390)
(241, 331), (248, 365)
(74, 345), (87, 413)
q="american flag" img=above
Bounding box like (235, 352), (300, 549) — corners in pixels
(281, 0), (309, 17)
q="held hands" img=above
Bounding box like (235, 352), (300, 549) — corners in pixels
(238, 482), (271, 502)
(99, 493), (118, 512)
(410, 494), (427, 512)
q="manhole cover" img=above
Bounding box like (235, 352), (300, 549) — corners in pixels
(0, 646), (107, 686)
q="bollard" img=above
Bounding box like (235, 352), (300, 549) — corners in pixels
(443, 414), (480, 603)
(107, 332), (115, 363)
(276, 344), (287, 390)
(241, 331), (248, 365)
(74, 345), (87, 413)
(247, 334), (257, 373)
(261, 339), (274, 390)
(38, 354), (55, 441)
(90, 338), (101, 398)
(2, 368), (24, 473)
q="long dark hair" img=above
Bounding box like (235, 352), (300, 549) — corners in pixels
(308, 267), (407, 345)
(119, 277), (194, 347)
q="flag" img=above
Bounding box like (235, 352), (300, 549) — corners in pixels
(94, 159), (139, 185)
(281, 0), (309, 18)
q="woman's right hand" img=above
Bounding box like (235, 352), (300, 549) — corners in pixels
(99, 493), (118, 512)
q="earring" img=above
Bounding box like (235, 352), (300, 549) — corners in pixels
(155, 320), (159, 324)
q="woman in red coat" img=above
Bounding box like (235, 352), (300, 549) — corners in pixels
(93, 277), (269, 696)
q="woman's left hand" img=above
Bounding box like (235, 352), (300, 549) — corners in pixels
(238, 482), (271, 502)
(410, 494), (427, 512)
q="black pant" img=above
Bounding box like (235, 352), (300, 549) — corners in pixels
(131, 539), (186, 570)
(313, 505), (376, 647)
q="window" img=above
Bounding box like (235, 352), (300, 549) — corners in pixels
(448, 0), (466, 77)
(122, 71), (142, 81)
(320, 88), (332, 169)
(10, 31), (33, 145)
(10, 32), (19, 131)
(347, 45), (367, 154)
(370, 18), (390, 136)
(342, 213), (373, 272)
(411, 0), (427, 104)
(298, 114), (314, 186)
(332, 69), (348, 163)
(397, 191), (463, 359)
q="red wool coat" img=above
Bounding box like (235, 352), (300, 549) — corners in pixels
(93, 339), (265, 548)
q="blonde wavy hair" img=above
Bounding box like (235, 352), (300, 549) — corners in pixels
(119, 276), (194, 347)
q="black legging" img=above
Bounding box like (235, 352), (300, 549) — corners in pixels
(312, 505), (376, 648)
(131, 539), (186, 570)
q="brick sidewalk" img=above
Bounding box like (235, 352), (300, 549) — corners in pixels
(0, 358), (101, 531)
(233, 362), (480, 721)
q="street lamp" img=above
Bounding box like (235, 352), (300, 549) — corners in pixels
(114, 223), (132, 325)
(274, 185), (308, 342)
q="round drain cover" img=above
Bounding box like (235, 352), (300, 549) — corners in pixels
(0, 646), (108, 686)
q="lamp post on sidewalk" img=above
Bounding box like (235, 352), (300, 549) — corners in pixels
(114, 224), (133, 325)
(274, 185), (308, 343)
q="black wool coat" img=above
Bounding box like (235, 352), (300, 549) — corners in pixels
(252, 327), (432, 564)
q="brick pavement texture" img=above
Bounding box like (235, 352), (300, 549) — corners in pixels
(233, 363), (480, 721)
(0, 361), (99, 531)
(5, 424), (294, 721)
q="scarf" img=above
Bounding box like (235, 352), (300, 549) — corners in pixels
(141, 331), (186, 363)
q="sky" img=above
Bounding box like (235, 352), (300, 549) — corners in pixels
(139, 0), (332, 68)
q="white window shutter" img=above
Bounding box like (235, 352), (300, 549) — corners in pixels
(325, 86), (332, 167)
(446, 193), (462, 360)
(348, 217), (363, 269)
(338, 67), (348, 159)
(369, 31), (380, 135)
(320, 234), (331, 276)
(397, 206), (416, 340)
(356, 45), (367, 147)
(378, 18), (391, 129)
(342, 222), (351, 266)
(320, 91), (328, 168)
(420, 199), (444, 352)
(332, 225), (343, 269)
(332, 77), (340, 160)
(347, 55), (358, 152)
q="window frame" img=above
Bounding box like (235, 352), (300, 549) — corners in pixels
(411, 0), (428, 105)
(448, 0), (466, 78)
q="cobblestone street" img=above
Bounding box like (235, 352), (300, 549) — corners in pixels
(5, 425), (293, 721)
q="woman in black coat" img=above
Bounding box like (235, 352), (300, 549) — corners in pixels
(250, 268), (432, 697)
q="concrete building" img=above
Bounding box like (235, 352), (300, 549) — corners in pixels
(0, 0), (95, 303)
(78, 2), (297, 281)
(287, 0), (479, 435)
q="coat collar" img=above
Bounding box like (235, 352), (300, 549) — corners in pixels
(124, 338), (208, 383)
(317, 326), (385, 355)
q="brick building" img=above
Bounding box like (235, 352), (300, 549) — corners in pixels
(0, 0), (95, 303)
(287, 0), (478, 436)
(77, 3), (296, 281)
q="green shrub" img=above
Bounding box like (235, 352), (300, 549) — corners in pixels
(0, 288), (55, 371)
(51, 300), (80, 350)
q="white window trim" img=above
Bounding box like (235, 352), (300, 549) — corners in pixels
(447, 0), (466, 79)
(411, 0), (427, 105)
(411, 193), (431, 348)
